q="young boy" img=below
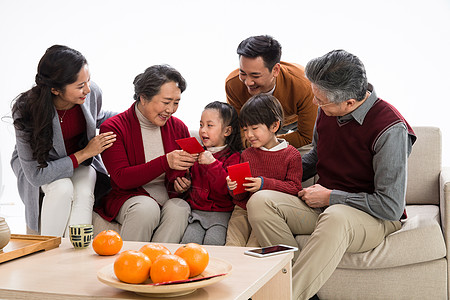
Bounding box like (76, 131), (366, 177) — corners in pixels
(226, 94), (303, 246)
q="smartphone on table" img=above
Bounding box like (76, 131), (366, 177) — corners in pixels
(244, 244), (298, 258)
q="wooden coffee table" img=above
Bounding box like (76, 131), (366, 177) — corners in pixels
(0, 238), (293, 299)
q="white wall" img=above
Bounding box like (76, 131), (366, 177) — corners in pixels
(1, 0), (449, 205)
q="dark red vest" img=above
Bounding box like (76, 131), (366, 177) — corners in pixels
(316, 99), (415, 194)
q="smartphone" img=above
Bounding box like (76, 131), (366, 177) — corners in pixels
(244, 244), (298, 258)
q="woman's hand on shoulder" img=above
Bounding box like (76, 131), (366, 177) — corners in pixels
(198, 151), (215, 165)
(167, 150), (198, 170)
(74, 131), (116, 164)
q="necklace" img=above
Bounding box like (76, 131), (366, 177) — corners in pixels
(58, 109), (68, 123)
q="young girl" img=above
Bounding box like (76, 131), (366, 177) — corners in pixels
(226, 94), (303, 247)
(177, 101), (243, 245)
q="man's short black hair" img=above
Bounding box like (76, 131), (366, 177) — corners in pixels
(237, 35), (282, 71)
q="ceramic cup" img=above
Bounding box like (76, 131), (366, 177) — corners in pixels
(0, 217), (11, 251)
(69, 224), (93, 249)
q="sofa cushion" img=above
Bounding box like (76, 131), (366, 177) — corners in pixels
(406, 127), (441, 205)
(92, 211), (121, 237)
(295, 205), (446, 269)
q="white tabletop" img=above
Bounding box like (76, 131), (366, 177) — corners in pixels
(0, 238), (293, 299)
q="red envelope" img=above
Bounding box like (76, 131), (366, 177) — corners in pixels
(147, 273), (228, 286)
(227, 162), (252, 195)
(175, 137), (205, 154)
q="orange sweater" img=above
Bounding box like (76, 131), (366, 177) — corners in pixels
(225, 61), (317, 148)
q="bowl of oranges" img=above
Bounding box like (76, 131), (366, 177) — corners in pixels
(95, 232), (232, 297)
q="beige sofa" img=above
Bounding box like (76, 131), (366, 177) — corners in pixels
(297, 126), (449, 299)
(92, 126), (449, 299)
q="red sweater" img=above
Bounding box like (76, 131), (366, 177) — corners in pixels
(95, 104), (190, 221)
(58, 104), (86, 168)
(186, 149), (240, 212)
(232, 145), (303, 210)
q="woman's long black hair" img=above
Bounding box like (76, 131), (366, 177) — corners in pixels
(12, 45), (87, 168)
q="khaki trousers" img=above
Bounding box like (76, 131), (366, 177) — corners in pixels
(247, 190), (401, 300)
(116, 196), (190, 243)
(225, 205), (259, 247)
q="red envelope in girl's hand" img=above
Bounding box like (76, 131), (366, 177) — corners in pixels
(175, 137), (205, 154)
(227, 162), (252, 195)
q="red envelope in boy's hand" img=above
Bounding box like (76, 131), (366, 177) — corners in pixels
(175, 137), (205, 154)
(227, 162), (252, 195)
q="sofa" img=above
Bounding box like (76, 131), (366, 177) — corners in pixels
(92, 126), (449, 299)
(296, 126), (449, 299)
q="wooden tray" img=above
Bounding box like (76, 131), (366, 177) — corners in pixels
(0, 234), (61, 263)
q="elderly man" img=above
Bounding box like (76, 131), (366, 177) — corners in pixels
(247, 50), (416, 299)
(225, 35), (317, 148)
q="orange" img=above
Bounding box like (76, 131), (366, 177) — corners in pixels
(150, 254), (190, 283)
(139, 243), (171, 263)
(174, 243), (209, 277)
(92, 230), (123, 256)
(114, 250), (152, 284)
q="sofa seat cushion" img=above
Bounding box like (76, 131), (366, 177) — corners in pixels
(295, 205), (446, 269)
(92, 211), (121, 237)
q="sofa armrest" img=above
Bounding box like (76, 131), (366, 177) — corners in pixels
(440, 166), (450, 254)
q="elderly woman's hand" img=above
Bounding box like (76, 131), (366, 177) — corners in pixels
(166, 150), (198, 170)
(174, 175), (191, 193)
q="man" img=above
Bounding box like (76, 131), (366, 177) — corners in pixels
(246, 50), (416, 299)
(225, 35), (317, 148)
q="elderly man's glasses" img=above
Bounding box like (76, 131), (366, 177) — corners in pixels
(314, 96), (334, 108)
(317, 102), (333, 108)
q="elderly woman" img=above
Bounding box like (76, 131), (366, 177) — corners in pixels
(95, 65), (196, 242)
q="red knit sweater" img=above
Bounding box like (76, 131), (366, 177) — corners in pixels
(231, 145), (303, 210)
(186, 149), (240, 212)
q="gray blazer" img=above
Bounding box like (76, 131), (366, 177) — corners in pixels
(10, 82), (115, 232)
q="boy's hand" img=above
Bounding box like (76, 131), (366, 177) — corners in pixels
(226, 176), (237, 191)
(243, 177), (262, 192)
(174, 176), (191, 193)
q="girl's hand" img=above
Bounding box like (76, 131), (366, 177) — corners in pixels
(243, 177), (262, 193)
(226, 176), (237, 191)
(75, 132), (116, 164)
(198, 151), (215, 165)
(174, 176), (191, 194)
(167, 150), (198, 170)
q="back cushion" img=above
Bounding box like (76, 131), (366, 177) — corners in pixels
(406, 127), (441, 204)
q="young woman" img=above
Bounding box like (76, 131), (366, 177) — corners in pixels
(179, 101), (242, 245)
(225, 94), (303, 246)
(11, 45), (116, 237)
